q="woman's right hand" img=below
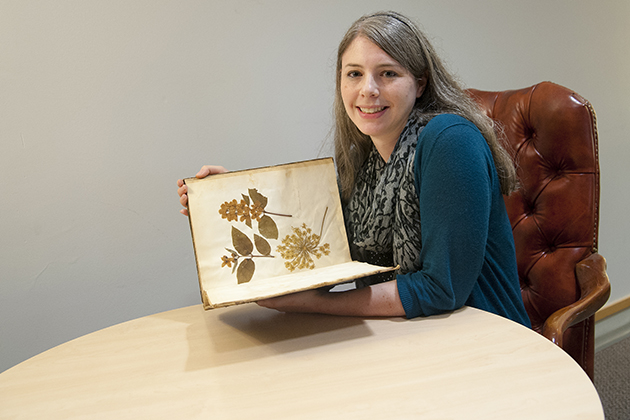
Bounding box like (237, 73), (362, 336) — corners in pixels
(177, 165), (228, 216)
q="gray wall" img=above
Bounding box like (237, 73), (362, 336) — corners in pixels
(1, 0), (628, 372)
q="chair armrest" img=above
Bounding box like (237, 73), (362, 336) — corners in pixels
(542, 253), (611, 347)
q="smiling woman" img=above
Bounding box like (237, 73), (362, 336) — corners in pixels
(332, 12), (517, 201)
(178, 11), (530, 327)
(340, 36), (426, 161)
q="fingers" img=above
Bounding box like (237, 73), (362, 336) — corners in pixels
(179, 191), (188, 207)
(256, 299), (272, 308)
(196, 165), (228, 178)
(196, 166), (210, 178)
(176, 180), (189, 216)
(177, 183), (189, 205)
(177, 183), (188, 198)
(178, 165), (228, 217)
(255, 290), (317, 312)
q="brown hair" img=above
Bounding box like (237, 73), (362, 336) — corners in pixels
(334, 11), (517, 200)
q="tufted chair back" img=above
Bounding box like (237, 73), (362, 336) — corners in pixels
(467, 82), (610, 380)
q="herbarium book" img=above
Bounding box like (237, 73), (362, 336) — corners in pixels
(184, 157), (396, 309)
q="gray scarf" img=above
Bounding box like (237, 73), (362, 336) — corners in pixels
(344, 116), (424, 286)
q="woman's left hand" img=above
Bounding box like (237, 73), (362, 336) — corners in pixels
(256, 289), (321, 313)
(256, 281), (406, 317)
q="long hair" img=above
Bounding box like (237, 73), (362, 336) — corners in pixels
(334, 11), (517, 200)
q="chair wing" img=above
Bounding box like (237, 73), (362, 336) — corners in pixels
(467, 82), (610, 380)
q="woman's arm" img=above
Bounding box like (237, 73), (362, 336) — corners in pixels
(257, 280), (405, 317)
(397, 115), (494, 317)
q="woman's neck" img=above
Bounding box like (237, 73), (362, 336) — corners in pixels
(371, 136), (398, 163)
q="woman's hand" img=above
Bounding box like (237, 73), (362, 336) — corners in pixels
(257, 281), (406, 317)
(177, 165), (228, 216)
(257, 289), (323, 313)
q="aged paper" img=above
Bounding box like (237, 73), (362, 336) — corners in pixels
(184, 158), (396, 309)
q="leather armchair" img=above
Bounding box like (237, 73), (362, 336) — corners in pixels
(467, 82), (611, 380)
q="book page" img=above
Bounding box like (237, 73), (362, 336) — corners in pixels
(185, 158), (396, 309)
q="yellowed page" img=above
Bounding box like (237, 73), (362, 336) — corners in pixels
(185, 158), (396, 308)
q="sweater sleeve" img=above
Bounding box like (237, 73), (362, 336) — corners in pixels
(396, 115), (496, 318)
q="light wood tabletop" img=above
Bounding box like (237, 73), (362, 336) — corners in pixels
(0, 304), (603, 419)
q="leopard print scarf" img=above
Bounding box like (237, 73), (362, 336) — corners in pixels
(344, 116), (424, 286)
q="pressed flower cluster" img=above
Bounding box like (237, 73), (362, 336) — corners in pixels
(219, 199), (265, 224)
(277, 224), (331, 272)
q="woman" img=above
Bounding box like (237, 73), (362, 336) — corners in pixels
(177, 11), (531, 327)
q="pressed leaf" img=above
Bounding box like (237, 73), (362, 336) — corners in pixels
(248, 188), (268, 209)
(237, 259), (255, 284)
(231, 226), (253, 256)
(241, 194), (250, 206)
(258, 215), (278, 240)
(254, 234), (271, 256)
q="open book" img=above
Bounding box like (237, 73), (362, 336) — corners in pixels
(184, 158), (396, 309)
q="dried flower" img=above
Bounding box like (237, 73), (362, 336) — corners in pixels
(250, 202), (265, 221)
(219, 199), (240, 222)
(277, 223), (330, 272)
(221, 254), (236, 268)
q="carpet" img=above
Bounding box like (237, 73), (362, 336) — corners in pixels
(594, 335), (630, 420)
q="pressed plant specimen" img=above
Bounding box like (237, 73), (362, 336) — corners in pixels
(276, 207), (331, 272)
(219, 189), (291, 284)
(222, 226), (275, 284)
(219, 188), (291, 240)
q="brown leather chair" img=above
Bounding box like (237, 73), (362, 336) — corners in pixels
(467, 82), (611, 380)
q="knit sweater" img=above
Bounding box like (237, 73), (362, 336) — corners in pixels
(395, 114), (531, 327)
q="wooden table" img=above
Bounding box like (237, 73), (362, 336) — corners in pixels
(0, 304), (604, 419)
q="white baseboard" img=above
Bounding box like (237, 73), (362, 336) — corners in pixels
(595, 305), (630, 352)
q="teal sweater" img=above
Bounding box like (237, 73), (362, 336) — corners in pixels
(396, 114), (531, 327)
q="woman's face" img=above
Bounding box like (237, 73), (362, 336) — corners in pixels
(340, 36), (425, 152)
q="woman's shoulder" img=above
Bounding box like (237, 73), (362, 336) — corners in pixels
(414, 113), (495, 185)
(418, 113), (485, 151)
(414, 113), (494, 177)
(423, 113), (479, 135)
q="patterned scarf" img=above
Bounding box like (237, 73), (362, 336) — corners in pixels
(344, 116), (424, 287)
